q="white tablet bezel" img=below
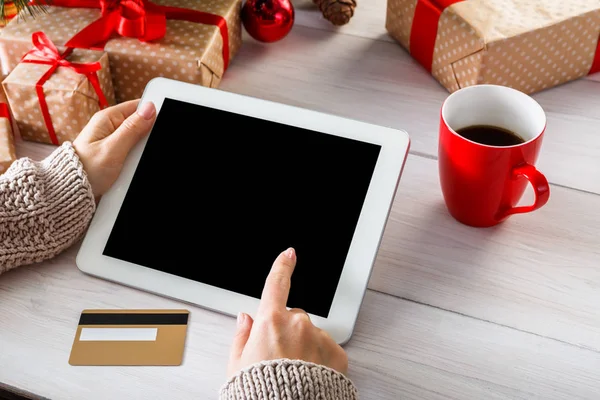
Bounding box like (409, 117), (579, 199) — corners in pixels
(76, 77), (410, 344)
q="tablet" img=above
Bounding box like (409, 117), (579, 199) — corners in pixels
(76, 77), (410, 344)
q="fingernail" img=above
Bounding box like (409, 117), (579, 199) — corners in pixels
(137, 102), (155, 120)
(237, 312), (246, 327)
(285, 247), (295, 259)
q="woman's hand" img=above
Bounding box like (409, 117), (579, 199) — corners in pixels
(227, 248), (349, 377)
(73, 99), (156, 199)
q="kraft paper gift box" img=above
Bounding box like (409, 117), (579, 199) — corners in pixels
(0, 102), (15, 174)
(385, 0), (600, 94)
(0, 0), (243, 103)
(2, 31), (115, 145)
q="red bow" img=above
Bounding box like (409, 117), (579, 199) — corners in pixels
(21, 31), (109, 145)
(53, 0), (167, 48)
(48, 0), (230, 69)
(23, 31), (107, 76)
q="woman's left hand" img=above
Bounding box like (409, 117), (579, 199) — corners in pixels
(73, 99), (156, 199)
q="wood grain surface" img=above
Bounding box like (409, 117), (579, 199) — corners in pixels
(1, 253), (599, 400)
(3, 1), (600, 399)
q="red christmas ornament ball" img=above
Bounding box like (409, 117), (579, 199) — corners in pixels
(242, 0), (295, 43)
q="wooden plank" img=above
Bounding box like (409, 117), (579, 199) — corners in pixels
(369, 154), (600, 351)
(292, 0), (392, 41)
(1, 256), (599, 400)
(351, 291), (600, 400)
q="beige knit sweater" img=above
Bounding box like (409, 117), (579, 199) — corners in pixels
(0, 142), (96, 272)
(0, 142), (359, 400)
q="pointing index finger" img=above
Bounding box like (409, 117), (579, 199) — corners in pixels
(259, 248), (297, 313)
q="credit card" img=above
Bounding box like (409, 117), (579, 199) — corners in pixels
(69, 309), (189, 366)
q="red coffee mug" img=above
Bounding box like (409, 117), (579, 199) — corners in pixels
(439, 84), (550, 227)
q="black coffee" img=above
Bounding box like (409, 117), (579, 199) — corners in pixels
(456, 125), (525, 146)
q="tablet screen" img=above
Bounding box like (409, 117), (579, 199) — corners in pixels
(103, 98), (381, 318)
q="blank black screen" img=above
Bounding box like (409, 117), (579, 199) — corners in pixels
(103, 98), (381, 317)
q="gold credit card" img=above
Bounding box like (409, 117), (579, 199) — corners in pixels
(69, 309), (189, 366)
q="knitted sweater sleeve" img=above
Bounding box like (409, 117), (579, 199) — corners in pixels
(0, 142), (96, 274)
(219, 359), (359, 400)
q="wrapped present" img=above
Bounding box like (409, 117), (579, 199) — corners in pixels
(386, 0), (600, 94)
(0, 0), (243, 102)
(2, 31), (115, 145)
(0, 102), (15, 173)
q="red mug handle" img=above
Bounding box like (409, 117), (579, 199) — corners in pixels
(497, 163), (550, 220)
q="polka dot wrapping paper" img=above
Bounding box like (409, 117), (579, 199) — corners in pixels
(0, 0), (243, 103)
(0, 85), (16, 173)
(1, 43), (116, 145)
(0, 115), (15, 174)
(385, 0), (600, 94)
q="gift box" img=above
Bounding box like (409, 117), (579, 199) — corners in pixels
(0, 0), (243, 102)
(2, 31), (115, 145)
(0, 102), (16, 174)
(386, 0), (600, 94)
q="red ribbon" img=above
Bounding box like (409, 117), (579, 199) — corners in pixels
(46, 0), (230, 70)
(409, 0), (464, 73)
(20, 31), (109, 145)
(589, 35), (600, 75)
(0, 103), (12, 127)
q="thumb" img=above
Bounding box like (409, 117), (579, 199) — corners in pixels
(229, 312), (254, 364)
(106, 101), (156, 161)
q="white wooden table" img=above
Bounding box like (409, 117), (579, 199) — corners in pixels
(2, 1), (600, 399)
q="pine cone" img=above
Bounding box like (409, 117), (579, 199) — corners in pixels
(313, 0), (356, 26)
